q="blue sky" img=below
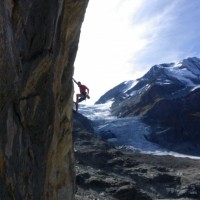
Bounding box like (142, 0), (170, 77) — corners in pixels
(74, 0), (200, 104)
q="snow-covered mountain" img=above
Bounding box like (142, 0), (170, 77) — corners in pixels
(95, 57), (200, 155)
(96, 57), (200, 106)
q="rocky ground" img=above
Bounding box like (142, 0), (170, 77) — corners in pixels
(72, 111), (200, 200)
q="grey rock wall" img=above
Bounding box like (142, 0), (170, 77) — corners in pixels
(0, 0), (89, 199)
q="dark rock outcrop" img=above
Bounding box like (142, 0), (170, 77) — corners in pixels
(0, 0), (88, 199)
(144, 88), (200, 155)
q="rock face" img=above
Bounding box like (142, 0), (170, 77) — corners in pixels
(0, 0), (88, 199)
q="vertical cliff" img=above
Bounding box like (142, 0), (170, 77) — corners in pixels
(0, 0), (89, 199)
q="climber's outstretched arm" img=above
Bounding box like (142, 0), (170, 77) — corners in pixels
(72, 78), (78, 85)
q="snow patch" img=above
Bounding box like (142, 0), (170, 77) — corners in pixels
(191, 85), (200, 92)
(123, 80), (138, 93)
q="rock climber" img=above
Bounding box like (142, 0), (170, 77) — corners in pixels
(73, 78), (90, 112)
